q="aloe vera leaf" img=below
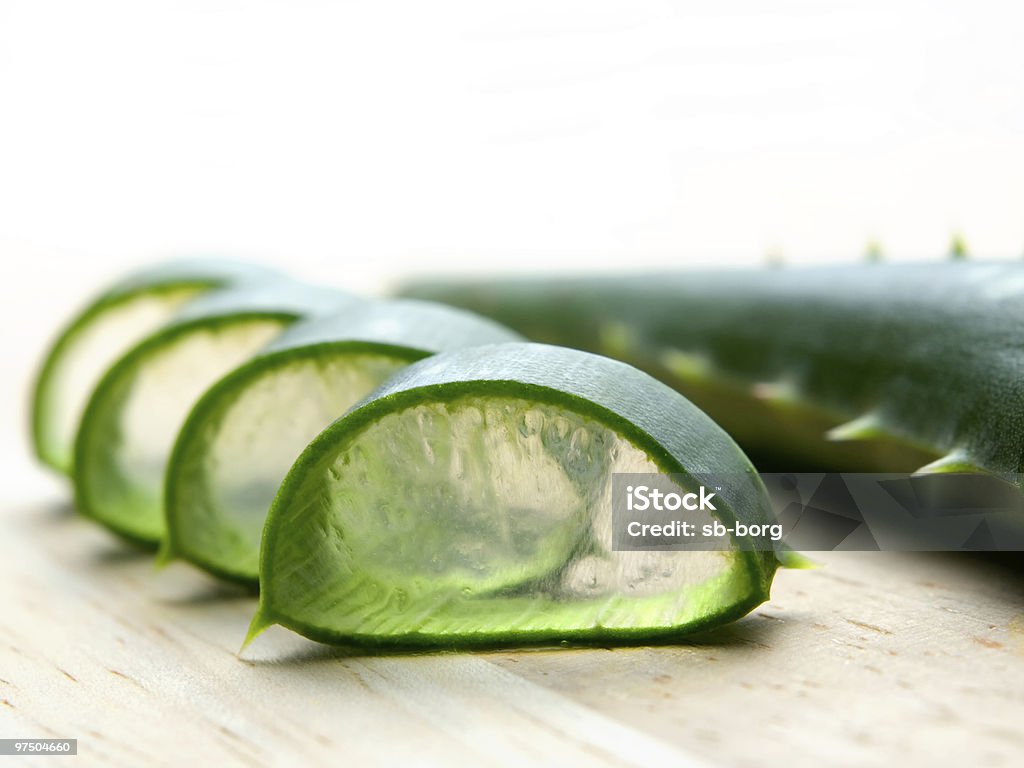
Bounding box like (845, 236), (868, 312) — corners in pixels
(248, 342), (781, 648)
(31, 259), (277, 474)
(163, 299), (522, 583)
(400, 264), (1024, 477)
(73, 278), (356, 544)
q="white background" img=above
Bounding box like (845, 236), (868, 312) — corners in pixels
(2, 0), (1024, 489)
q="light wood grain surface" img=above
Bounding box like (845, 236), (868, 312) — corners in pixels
(2, 481), (1023, 767)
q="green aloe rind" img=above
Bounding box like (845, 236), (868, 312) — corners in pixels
(72, 278), (358, 544)
(162, 299), (523, 583)
(31, 259), (279, 474)
(249, 342), (782, 648)
(399, 263), (1024, 479)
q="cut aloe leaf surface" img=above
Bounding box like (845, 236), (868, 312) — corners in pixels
(73, 279), (356, 545)
(249, 342), (781, 648)
(162, 299), (522, 583)
(31, 259), (278, 475)
(401, 264), (1024, 477)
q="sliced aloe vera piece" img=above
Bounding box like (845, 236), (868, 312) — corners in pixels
(249, 343), (781, 648)
(73, 279), (354, 544)
(163, 299), (522, 583)
(31, 259), (276, 474)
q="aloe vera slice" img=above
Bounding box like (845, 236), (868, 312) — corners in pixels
(163, 300), (522, 583)
(31, 260), (276, 474)
(248, 343), (781, 648)
(73, 279), (354, 544)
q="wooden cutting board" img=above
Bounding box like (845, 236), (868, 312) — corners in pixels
(2, 492), (1022, 767)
